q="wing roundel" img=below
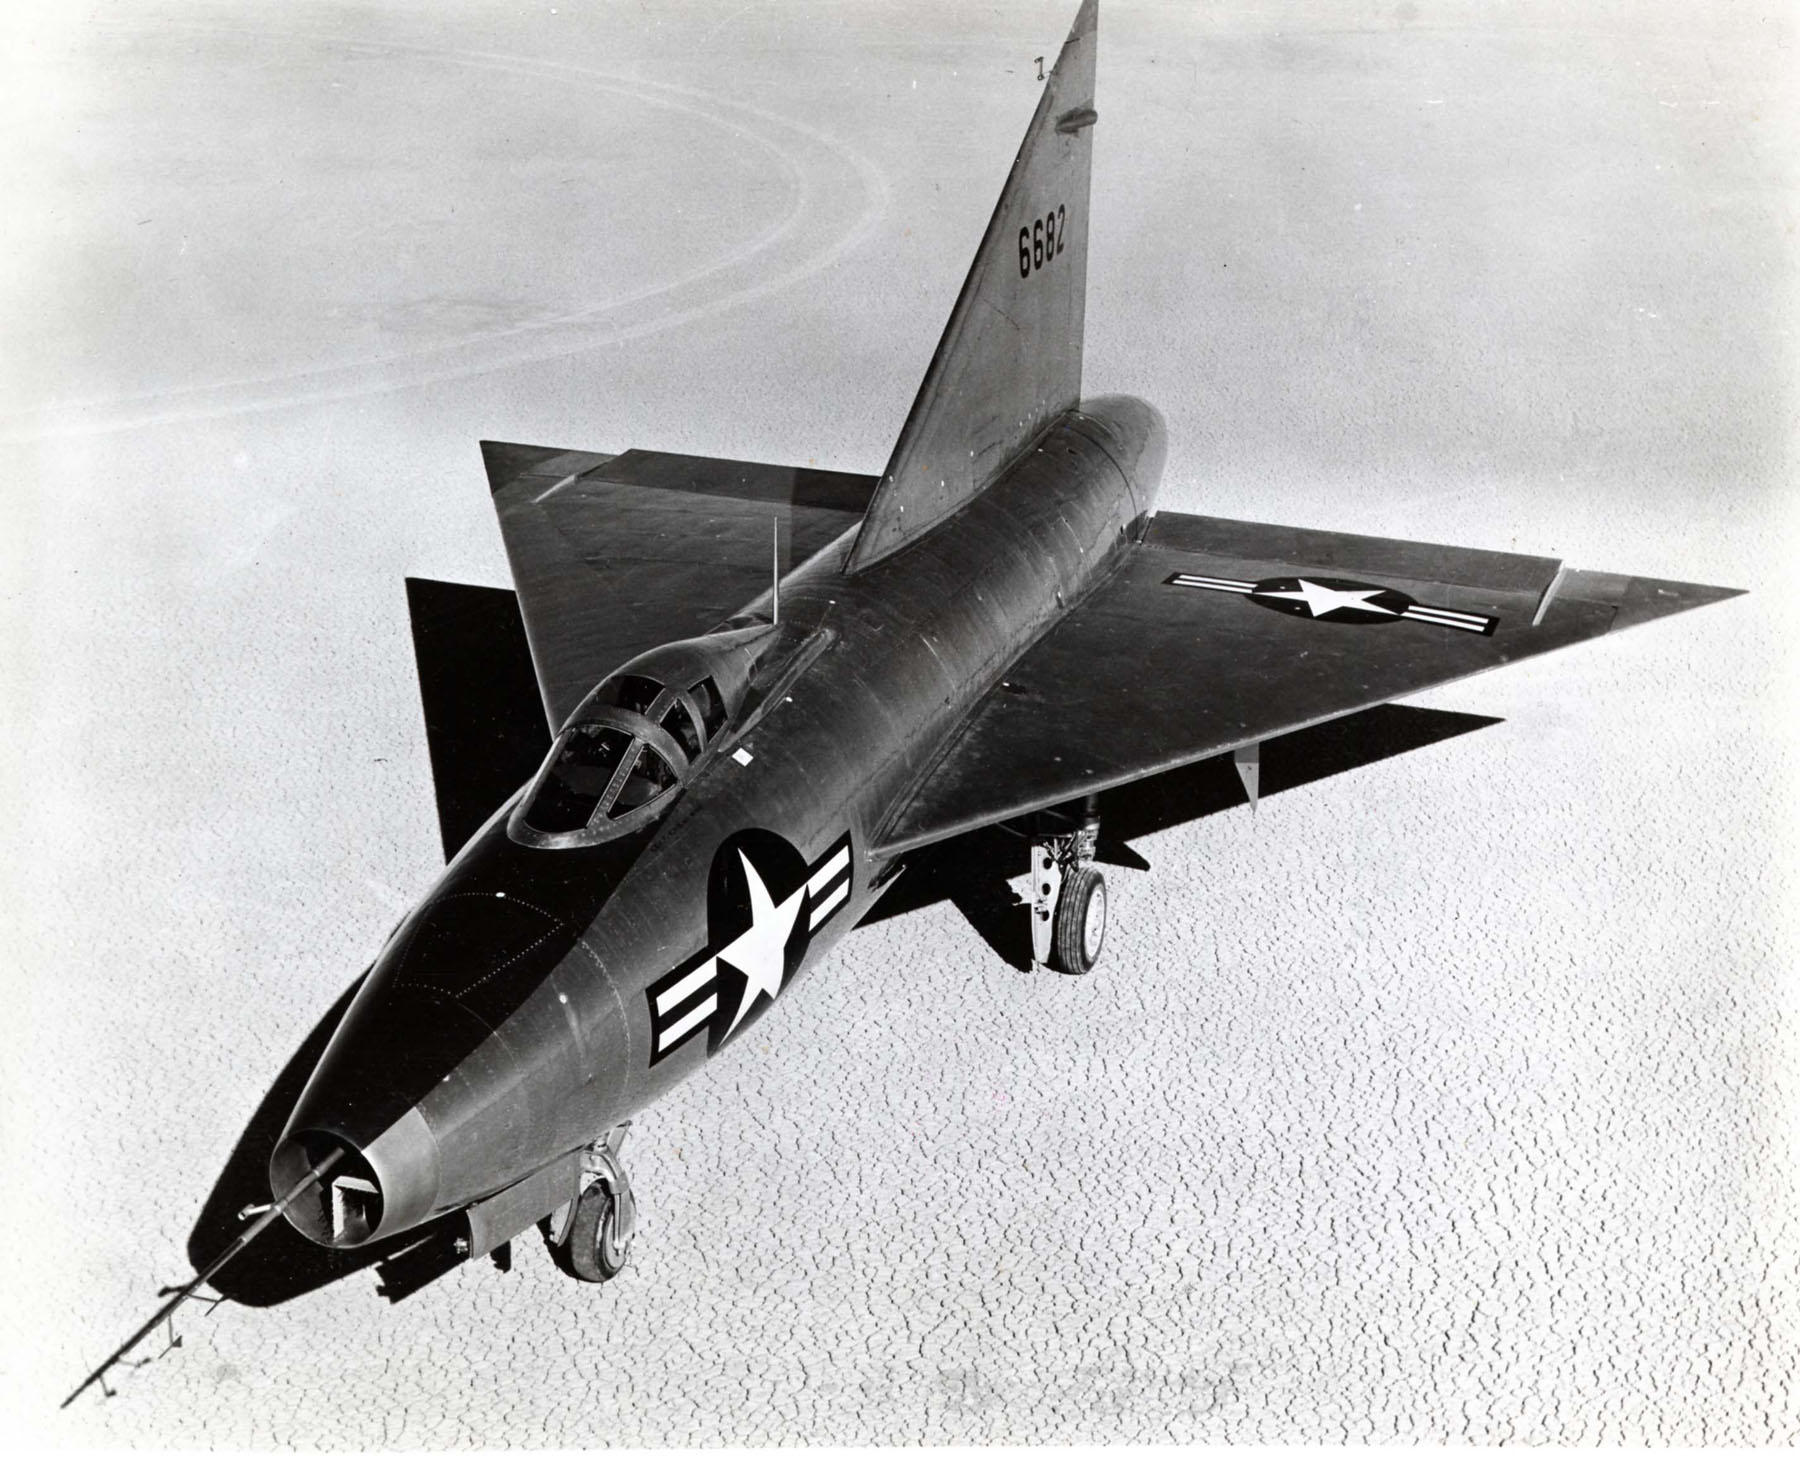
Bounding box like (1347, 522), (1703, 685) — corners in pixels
(875, 511), (1743, 854)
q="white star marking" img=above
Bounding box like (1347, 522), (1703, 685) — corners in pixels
(1257, 578), (1398, 619)
(717, 850), (806, 1039)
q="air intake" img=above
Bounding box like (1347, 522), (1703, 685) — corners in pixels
(270, 1131), (385, 1248)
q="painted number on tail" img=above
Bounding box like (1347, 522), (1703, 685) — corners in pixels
(1018, 203), (1067, 278)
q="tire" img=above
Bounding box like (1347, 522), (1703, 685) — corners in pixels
(561, 1178), (633, 1283)
(1050, 866), (1106, 975)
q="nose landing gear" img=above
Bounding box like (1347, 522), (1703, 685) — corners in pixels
(542, 1122), (636, 1282)
(1028, 796), (1107, 975)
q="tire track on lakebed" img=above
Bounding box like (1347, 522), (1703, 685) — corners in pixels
(5, 24), (890, 443)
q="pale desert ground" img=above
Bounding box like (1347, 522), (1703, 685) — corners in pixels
(3, 0), (1796, 1445)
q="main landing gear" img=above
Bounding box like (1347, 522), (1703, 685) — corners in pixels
(542, 1122), (637, 1282)
(1028, 796), (1107, 975)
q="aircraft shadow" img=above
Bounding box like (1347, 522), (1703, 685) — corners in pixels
(184, 581), (1500, 1308)
(862, 703), (1505, 969)
(403, 577), (552, 859)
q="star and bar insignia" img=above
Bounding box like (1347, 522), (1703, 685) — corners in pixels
(645, 830), (853, 1066)
(1165, 572), (1498, 635)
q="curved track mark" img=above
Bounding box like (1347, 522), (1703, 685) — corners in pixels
(4, 25), (891, 442)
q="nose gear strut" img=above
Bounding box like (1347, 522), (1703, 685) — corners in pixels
(541, 1123), (637, 1283)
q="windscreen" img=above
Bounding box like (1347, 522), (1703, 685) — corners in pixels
(511, 645), (759, 847)
(522, 725), (632, 834)
(613, 744), (677, 811)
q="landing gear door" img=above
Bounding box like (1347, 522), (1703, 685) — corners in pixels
(1029, 843), (1062, 969)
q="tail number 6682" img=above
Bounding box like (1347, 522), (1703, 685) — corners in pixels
(1017, 203), (1067, 278)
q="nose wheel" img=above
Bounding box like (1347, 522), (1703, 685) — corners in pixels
(1029, 797), (1107, 975)
(542, 1123), (636, 1283)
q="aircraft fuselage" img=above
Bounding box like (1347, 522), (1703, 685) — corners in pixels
(272, 396), (1166, 1248)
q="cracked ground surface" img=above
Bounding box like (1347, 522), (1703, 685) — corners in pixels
(6, 0), (1796, 1445)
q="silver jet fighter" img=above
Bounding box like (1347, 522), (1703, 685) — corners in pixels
(65, 4), (1740, 1398)
(270, 0), (1740, 1284)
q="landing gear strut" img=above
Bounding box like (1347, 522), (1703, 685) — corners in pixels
(542, 1122), (636, 1282)
(1028, 796), (1107, 975)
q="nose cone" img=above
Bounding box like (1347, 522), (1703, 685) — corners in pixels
(272, 875), (607, 1248)
(269, 978), (498, 1247)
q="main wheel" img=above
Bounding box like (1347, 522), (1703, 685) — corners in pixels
(560, 1177), (634, 1282)
(1050, 866), (1106, 974)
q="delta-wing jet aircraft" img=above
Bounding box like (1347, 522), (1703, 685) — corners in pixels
(70, 0), (1739, 1404)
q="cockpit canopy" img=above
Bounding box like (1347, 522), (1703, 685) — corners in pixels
(508, 624), (774, 848)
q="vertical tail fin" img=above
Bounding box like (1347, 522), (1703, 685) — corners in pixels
(847, 0), (1099, 572)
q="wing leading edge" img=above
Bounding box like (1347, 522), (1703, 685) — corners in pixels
(483, 442), (875, 731)
(875, 511), (1742, 855)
